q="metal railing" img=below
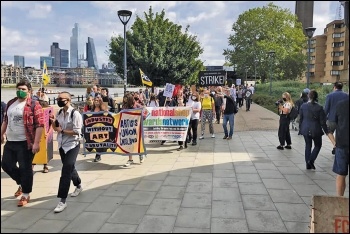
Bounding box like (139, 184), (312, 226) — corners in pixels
(48, 95), (85, 105)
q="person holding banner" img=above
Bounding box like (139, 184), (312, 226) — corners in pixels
(199, 89), (215, 139)
(189, 92), (201, 145)
(50, 91), (83, 213)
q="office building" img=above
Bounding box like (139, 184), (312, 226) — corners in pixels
(50, 42), (69, 68)
(14, 55), (25, 67)
(70, 23), (84, 68)
(295, 1), (314, 35)
(86, 37), (98, 70)
(302, 19), (348, 84)
(61, 49), (69, 68)
(40, 56), (54, 69)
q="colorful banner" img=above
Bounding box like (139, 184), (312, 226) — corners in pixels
(143, 107), (192, 141)
(82, 109), (146, 156)
(33, 106), (54, 164)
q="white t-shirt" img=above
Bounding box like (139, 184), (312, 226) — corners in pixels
(191, 101), (201, 120)
(6, 100), (26, 141)
(249, 86), (255, 94)
(186, 97), (194, 107)
(280, 102), (292, 115)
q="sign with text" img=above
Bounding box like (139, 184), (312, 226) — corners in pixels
(198, 70), (226, 86)
(163, 83), (175, 98)
(143, 107), (192, 141)
(82, 109), (146, 156)
(236, 79), (241, 86)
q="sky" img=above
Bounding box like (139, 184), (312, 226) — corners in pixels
(1, 1), (342, 69)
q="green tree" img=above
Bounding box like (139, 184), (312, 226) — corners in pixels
(108, 6), (204, 87)
(223, 3), (306, 82)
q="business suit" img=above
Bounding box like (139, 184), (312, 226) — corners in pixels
(299, 101), (329, 169)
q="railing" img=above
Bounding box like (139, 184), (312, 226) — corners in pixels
(48, 95), (85, 105)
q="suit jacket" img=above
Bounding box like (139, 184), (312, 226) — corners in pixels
(299, 102), (328, 137)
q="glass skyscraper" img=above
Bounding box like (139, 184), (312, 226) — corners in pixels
(14, 55), (25, 67)
(70, 23), (84, 68)
(86, 37), (99, 70)
(40, 56), (54, 69)
(61, 49), (69, 68)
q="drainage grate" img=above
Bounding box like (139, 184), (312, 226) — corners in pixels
(260, 118), (274, 120)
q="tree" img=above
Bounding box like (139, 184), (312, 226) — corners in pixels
(108, 6), (204, 87)
(223, 3), (306, 82)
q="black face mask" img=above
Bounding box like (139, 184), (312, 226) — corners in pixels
(134, 97), (139, 101)
(57, 100), (67, 107)
(282, 98), (287, 102)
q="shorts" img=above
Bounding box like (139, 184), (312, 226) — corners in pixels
(332, 147), (350, 176)
(326, 120), (337, 133)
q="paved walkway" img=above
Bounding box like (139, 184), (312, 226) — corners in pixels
(1, 103), (348, 233)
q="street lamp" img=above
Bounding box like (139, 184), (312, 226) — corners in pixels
(117, 10), (132, 95)
(305, 27), (316, 89)
(268, 51), (275, 95)
(245, 66), (249, 86)
(254, 58), (258, 83)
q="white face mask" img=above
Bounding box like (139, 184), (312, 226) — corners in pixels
(204, 94), (208, 97)
(192, 96), (197, 101)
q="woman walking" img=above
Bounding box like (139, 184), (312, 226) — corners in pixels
(299, 90), (332, 170)
(276, 92), (293, 150)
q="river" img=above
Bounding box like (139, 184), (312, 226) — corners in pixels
(0, 87), (142, 103)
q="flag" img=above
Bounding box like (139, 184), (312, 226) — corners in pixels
(42, 60), (50, 86)
(139, 68), (153, 87)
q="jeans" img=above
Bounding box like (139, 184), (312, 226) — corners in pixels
(245, 98), (251, 110)
(2, 141), (35, 193)
(303, 135), (322, 164)
(57, 144), (81, 199)
(222, 114), (234, 137)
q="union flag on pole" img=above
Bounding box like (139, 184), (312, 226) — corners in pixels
(139, 68), (153, 87)
(42, 60), (50, 86)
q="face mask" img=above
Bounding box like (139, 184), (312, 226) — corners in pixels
(57, 100), (67, 107)
(87, 100), (93, 106)
(204, 94), (208, 98)
(192, 96), (197, 101)
(282, 98), (287, 102)
(16, 90), (27, 99)
(134, 97), (139, 101)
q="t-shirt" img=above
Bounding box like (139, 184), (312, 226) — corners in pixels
(6, 100), (26, 141)
(191, 101), (201, 120)
(280, 102), (292, 115)
(201, 96), (214, 110)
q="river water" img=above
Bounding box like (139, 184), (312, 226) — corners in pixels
(1, 87), (142, 103)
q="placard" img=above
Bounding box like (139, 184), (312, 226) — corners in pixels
(163, 83), (175, 98)
(198, 70), (226, 86)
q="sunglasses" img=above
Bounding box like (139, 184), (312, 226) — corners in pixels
(56, 98), (67, 101)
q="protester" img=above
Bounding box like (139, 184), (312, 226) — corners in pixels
(199, 89), (215, 139)
(214, 91), (224, 124)
(50, 91), (83, 213)
(177, 97), (187, 150)
(101, 87), (115, 113)
(276, 92), (293, 150)
(299, 90), (333, 170)
(1, 80), (44, 207)
(222, 88), (236, 140)
(189, 92), (201, 145)
(293, 91), (309, 133)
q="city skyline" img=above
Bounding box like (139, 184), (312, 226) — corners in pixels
(1, 1), (342, 69)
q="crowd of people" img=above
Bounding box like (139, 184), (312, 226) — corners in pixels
(0, 79), (348, 216)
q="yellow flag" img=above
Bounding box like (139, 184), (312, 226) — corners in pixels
(42, 60), (50, 86)
(140, 68), (153, 87)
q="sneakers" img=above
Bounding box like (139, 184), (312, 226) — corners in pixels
(211, 134), (215, 138)
(139, 155), (144, 163)
(223, 136), (228, 139)
(94, 155), (101, 162)
(192, 141), (197, 146)
(277, 145), (284, 150)
(227, 137), (232, 140)
(124, 160), (134, 167)
(177, 146), (184, 151)
(17, 196), (30, 207)
(14, 186), (22, 198)
(285, 145), (292, 149)
(54, 202), (67, 213)
(199, 135), (204, 140)
(70, 186), (83, 197)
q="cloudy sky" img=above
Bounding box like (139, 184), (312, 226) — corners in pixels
(1, 1), (341, 69)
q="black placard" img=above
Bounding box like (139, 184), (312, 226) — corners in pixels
(198, 71), (226, 86)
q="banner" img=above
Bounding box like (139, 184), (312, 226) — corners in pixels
(82, 109), (146, 156)
(163, 83), (175, 98)
(143, 107), (191, 141)
(33, 106), (54, 164)
(198, 70), (226, 86)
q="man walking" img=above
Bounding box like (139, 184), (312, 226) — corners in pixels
(50, 91), (83, 213)
(1, 80), (44, 207)
(324, 82), (348, 154)
(222, 88), (236, 140)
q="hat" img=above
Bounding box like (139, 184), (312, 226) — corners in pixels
(303, 88), (310, 94)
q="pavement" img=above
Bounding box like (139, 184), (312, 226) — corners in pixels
(1, 103), (349, 233)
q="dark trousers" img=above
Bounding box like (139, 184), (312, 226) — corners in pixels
(2, 141), (35, 193)
(189, 119), (199, 142)
(278, 115), (291, 146)
(245, 98), (251, 110)
(58, 144), (81, 199)
(303, 135), (322, 163)
(215, 106), (221, 123)
(237, 98), (243, 107)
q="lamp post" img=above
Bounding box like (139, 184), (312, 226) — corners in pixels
(117, 10), (132, 95)
(245, 66), (249, 87)
(254, 58), (258, 84)
(268, 51), (275, 95)
(305, 27), (316, 89)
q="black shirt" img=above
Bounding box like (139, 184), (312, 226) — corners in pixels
(335, 98), (349, 149)
(224, 95), (235, 115)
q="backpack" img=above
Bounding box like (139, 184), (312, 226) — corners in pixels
(288, 106), (298, 120)
(58, 108), (76, 121)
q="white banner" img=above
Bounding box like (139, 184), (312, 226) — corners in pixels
(163, 83), (175, 98)
(236, 79), (241, 86)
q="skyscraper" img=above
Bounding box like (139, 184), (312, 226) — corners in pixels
(40, 56), (54, 69)
(295, 1), (314, 35)
(50, 42), (69, 68)
(86, 37), (99, 70)
(70, 23), (84, 68)
(14, 55), (25, 67)
(61, 49), (69, 68)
